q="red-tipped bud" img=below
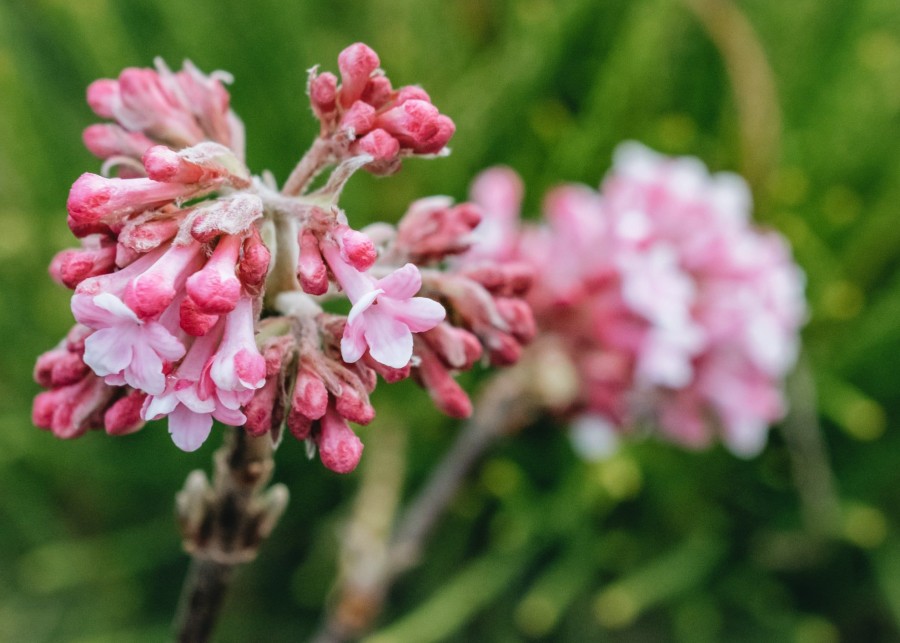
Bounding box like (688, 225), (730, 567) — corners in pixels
(353, 128), (400, 161)
(118, 216), (180, 254)
(340, 227), (376, 271)
(237, 226), (271, 295)
(118, 67), (204, 146)
(290, 367), (329, 423)
(49, 243), (117, 289)
(316, 405), (364, 474)
(67, 173), (194, 231)
(298, 230), (329, 295)
(243, 376), (281, 437)
(339, 100), (376, 138)
(34, 348), (89, 388)
(423, 323), (483, 370)
(83, 124), (155, 160)
(104, 390), (147, 436)
(335, 378), (375, 425)
(142, 142), (249, 186)
(310, 71), (338, 119)
(414, 114), (455, 154)
(86, 78), (119, 119)
(485, 330), (522, 367)
(374, 99), (440, 148)
(495, 297), (536, 343)
(394, 85), (431, 105)
(362, 353), (411, 383)
(361, 75), (392, 108)
(396, 198), (482, 262)
(185, 234), (242, 315)
(179, 296), (219, 336)
(415, 341), (472, 418)
(123, 240), (203, 319)
(338, 43), (380, 108)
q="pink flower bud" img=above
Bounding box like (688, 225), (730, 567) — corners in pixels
(396, 198), (482, 262)
(243, 376), (281, 437)
(118, 216), (181, 254)
(34, 348), (89, 388)
(361, 353), (411, 383)
(237, 226), (271, 295)
(340, 227), (377, 271)
(142, 142), (249, 186)
(118, 67), (205, 146)
(289, 366), (329, 423)
(361, 75), (392, 108)
(179, 295), (219, 336)
(495, 297), (536, 343)
(423, 323), (482, 370)
(461, 263), (534, 296)
(338, 43), (380, 109)
(185, 234), (242, 315)
(34, 376), (115, 439)
(83, 124), (156, 160)
(86, 78), (119, 119)
(413, 114), (455, 154)
(123, 240), (204, 319)
(316, 405), (364, 474)
(67, 173), (196, 230)
(374, 99), (440, 148)
(104, 390), (148, 436)
(415, 341), (472, 418)
(310, 71), (338, 119)
(484, 330), (522, 366)
(297, 229), (329, 295)
(49, 243), (117, 289)
(338, 100), (376, 139)
(394, 85), (431, 105)
(352, 128), (400, 162)
(288, 413), (313, 441)
(334, 377), (375, 425)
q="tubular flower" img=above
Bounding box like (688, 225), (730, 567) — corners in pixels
(468, 143), (806, 457)
(33, 44), (534, 473)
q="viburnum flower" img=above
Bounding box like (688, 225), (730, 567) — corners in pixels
(468, 143), (806, 457)
(33, 44), (534, 473)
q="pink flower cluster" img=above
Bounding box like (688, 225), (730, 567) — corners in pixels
(469, 143), (806, 457)
(33, 45), (533, 473)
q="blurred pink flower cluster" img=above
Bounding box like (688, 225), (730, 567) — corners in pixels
(33, 44), (534, 472)
(469, 143), (806, 457)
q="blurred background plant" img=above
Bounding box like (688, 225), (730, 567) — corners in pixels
(1, 0), (898, 641)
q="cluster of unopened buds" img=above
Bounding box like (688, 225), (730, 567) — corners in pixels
(467, 143), (806, 457)
(33, 43), (535, 473)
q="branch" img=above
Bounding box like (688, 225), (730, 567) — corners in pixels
(173, 428), (289, 643)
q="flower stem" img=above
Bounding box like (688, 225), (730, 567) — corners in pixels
(282, 137), (334, 196)
(172, 427), (289, 643)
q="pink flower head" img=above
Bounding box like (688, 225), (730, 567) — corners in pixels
(470, 143), (806, 457)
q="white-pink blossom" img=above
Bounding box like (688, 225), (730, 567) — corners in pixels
(322, 244), (445, 369)
(71, 292), (185, 395)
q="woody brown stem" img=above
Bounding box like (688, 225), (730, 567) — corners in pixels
(173, 428), (289, 643)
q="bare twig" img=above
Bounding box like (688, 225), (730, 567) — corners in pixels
(173, 428), (289, 643)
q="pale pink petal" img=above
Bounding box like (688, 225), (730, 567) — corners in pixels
(340, 317), (368, 364)
(83, 327), (134, 376)
(168, 404), (213, 452)
(125, 341), (166, 394)
(346, 288), (382, 325)
(212, 405), (247, 426)
(364, 310), (413, 368)
(142, 390), (178, 420)
(71, 294), (114, 328)
(143, 322), (186, 361)
(377, 263), (421, 299)
(386, 296), (445, 332)
(174, 382), (217, 414)
(91, 292), (141, 323)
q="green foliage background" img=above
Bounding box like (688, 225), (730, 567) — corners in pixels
(1, 0), (899, 640)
